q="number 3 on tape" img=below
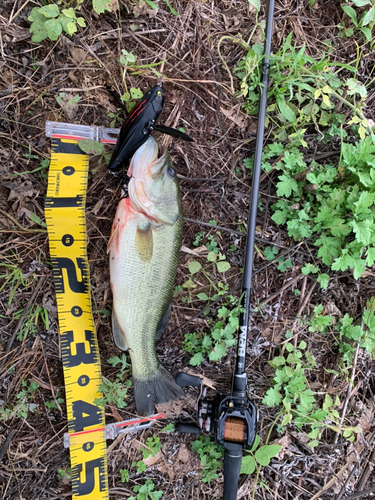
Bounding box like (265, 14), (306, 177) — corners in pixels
(45, 137), (108, 499)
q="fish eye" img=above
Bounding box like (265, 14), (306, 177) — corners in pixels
(167, 167), (175, 177)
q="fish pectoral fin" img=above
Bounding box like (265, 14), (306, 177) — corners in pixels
(135, 220), (153, 261)
(112, 309), (128, 351)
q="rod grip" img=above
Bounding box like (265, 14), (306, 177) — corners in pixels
(175, 372), (202, 387)
(175, 423), (201, 434)
(222, 446), (242, 500)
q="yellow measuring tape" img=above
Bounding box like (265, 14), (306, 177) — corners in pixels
(45, 137), (108, 499)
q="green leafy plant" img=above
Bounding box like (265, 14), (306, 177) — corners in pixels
(191, 436), (223, 483)
(308, 300), (375, 366)
(0, 381), (40, 421)
(129, 479), (163, 500)
(14, 304), (50, 341)
(240, 435), (282, 475)
(120, 468), (130, 483)
(57, 466), (72, 480)
(132, 435), (162, 473)
(339, 0), (375, 42)
(94, 355), (130, 408)
(28, 1), (112, 42)
(28, 4), (86, 42)
(45, 392), (64, 412)
(121, 87), (144, 113)
(183, 298), (240, 366)
(236, 32), (367, 141)
(263, 339), (359, 445)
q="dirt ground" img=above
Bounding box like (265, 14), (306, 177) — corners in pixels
(1, 0), (375, 499)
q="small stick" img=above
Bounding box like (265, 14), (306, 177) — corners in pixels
(0, 429), (15, 463)
(333, 325), (362, 444)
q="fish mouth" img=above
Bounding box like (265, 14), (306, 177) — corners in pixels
(128, 137), (166, 178)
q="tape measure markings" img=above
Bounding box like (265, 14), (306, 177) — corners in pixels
(45, 137), (108, 499)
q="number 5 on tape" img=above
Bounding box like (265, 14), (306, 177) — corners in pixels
(45, 136), (108, 499)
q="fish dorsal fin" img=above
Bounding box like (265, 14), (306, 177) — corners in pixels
(135, 219), (153, 261)
(112, 309), (128, 351)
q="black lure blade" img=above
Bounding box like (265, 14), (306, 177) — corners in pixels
(107, 85), (193, 172)
(108, 85), (164, 171)
(153, 124), (194, 142)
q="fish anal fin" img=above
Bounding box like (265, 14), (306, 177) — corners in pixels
(135, 220), (153, 261)
(112, 309), (128, 351)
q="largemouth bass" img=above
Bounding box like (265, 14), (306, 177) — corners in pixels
(108, 137), (184, 416)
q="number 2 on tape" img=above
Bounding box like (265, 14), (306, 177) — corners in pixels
(45, 137), (108, 499)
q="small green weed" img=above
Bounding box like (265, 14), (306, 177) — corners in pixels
(132, 435), (162, 473)
(120, 468), (130, 483)
(14, 304), (50, 341)
(120, 87), (143, 113)
(28, 4), (86, 42)
(191, 436), (223, 483)
(58, 466), (72, 480)
(94, 354), (130, 409)
(28, 1), (112, 43)
(308, 300), (375, 366)
(129, 479), (163, 500)
(183, 298), (240, 366)
(240, 435), (282, 474)
(0, 380), (39, 421)
(45, 391), (64, 412)
(339, 0), (375, 42)
(263, 338), (360, 446)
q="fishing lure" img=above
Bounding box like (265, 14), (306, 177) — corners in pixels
(107, 85), (194, 172)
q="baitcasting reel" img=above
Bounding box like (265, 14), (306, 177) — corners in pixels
(175, 372), (257, 500)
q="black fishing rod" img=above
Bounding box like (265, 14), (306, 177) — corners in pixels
(175, 0), (275, 498)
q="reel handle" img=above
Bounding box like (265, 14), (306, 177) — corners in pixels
(176, 423), (201, 434)
(223, 444), (243, 500)
(175, 372), (202, 387)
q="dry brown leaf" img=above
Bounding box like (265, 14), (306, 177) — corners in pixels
(220, 107), (251, 131)
(143, 450), (162, 466)
(177, 443), (190, 463)
(181, 245), (206, 256)
(271, 433), (293, 460)
(7, 181), (35, 201)
(157, 463), (175, 480)
(155, 395), (194, 419)
(69, 47), (87, 64)
(186, 369), (216, 390)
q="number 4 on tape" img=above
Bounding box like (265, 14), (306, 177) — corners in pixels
(45, 135), (108, 499)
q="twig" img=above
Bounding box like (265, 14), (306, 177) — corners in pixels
(0, 209), (47, 234)
(344, 485), (375, 499)
(0, 429), (15, 463)
(333, 430), (375, 500)
(0, 276), (46, 372)
(260, 274), (303, 305)
(334, 329), (362, 444)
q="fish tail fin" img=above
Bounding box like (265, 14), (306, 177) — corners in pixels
(133, 365), (184, 416)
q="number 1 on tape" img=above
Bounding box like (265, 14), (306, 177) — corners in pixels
(45, 137), (108, 499)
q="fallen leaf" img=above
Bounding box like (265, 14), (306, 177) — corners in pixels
(181, 245), (206, 256)
(220, 106), (251, 131)
(177, 443), (190, 463)
(157, 463), (175, 480)
(143, 450), (162, 466)
(270, 433), (293, 460)
(185, 369), (216, 390)
(155, 395), (194, 419)
(69, 47), (87, 64)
